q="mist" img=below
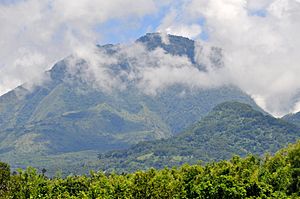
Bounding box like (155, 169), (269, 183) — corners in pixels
(1, 0), (300, 116)
(158, 0), (300, 116)
(64, 40), (226, 96)
(0, 0), (165, 94)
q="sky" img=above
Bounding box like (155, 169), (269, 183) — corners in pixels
(0, 0), (300, 116)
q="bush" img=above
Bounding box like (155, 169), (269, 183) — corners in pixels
(0, 162), (10, 195)
(1, 141), (299, 198)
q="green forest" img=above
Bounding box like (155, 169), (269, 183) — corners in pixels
(96, 102), (300, 173)
(0, 140), (299, 199)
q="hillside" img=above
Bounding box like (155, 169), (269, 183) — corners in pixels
(0, 33), (260, 171)
(283, 112), (300, 127)
(97, 102), (300, 172)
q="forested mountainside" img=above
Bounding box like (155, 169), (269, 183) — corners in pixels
(0, 33), (260, 172)
(97, 102), (300, 173)
(283, 111), (300, 127)
(1, 140), (299, 198)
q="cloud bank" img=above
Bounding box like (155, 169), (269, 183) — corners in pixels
(64, 41), (225, 96)
(0, 0), (166, 94)
(1, 0), (300, 116)
(155, 0), (300, 116)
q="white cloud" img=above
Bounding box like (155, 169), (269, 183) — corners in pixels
(164, 0), (300, 116)
(65, 43), (122, 92)
(163, 24), (202, 39)
(59, 39), (226, 97)
(1, 0), (300, 117)
(0, 48), (49, 94)
(292, 101), (300, 114)
(0, 0), (164, 94)
(157, 7), (202, 39)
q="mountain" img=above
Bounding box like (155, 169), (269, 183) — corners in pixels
(0, 33), (261, 171)
(97, 102), (300, 172)
(283, 112), (300, 127)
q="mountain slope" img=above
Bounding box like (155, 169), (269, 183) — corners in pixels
(97, 102), (300, 172)
(0, 33), (261, 170)
(283, 112), (300, 127)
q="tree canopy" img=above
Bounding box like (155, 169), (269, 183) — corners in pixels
(0, 140), (299, 199)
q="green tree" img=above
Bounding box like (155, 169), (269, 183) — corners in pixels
(0, 162), (10, 197)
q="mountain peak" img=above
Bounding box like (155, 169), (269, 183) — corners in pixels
(211, 101), (265, 118)
(136, 32), (196, 64)
(48, 59), (68, 81)
(213, 101), (255, 111)
(136, 32), (194, 44)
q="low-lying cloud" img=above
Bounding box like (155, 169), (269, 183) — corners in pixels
(156, 0), (300, 116)
(65, 41), (226, 96)
(0, 0), (166, 94)
(1, 0), (300, 116)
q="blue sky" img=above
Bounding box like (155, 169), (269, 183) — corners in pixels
(0, 0), (207, 44)
(0, 0), (20, 5)
(94, 7), (168, 45)
(83, 2), (208, 45)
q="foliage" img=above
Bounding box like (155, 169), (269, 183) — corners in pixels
(0, 140), (299, 198)
(283, 112), (300, 127)
(97, 102), (300, 172)
(0, 162), (10, 196)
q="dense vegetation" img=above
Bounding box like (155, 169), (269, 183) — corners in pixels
(283, 112), (300, 127)
(97, 102), (300, 172)
(0, 34), (260, 173)
(0, 140), (299, 198)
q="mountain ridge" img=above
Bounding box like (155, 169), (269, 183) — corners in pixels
(96, 101), (300, 173)
(0, 33), (263, 174)
(283, 112), (300, 127)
